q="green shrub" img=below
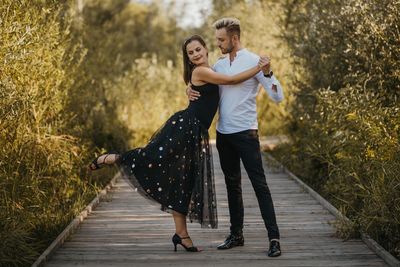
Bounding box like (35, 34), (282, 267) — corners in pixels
(0, 0), (141, 265)
(0, 1), (101, 266)
(111, 56), (188, 146)
(274, 0), (400, 258)
(1, 0), (189, 265)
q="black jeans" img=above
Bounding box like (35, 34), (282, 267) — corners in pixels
(216, 130), (280, 240)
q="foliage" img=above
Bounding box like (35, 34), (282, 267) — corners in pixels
(0, 1), (101, 266)
(112, 56), (188, 147)
(274, 0), (400, 258)
(0, 0), (186, 266)
(65, 0), (188, 151)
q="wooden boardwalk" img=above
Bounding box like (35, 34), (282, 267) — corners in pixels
(44, 144), (388, 267)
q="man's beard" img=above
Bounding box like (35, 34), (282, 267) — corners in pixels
(220, 42), (234, 54)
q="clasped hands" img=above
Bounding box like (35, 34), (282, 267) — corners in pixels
(186, 56), (272, 101)
(258, 55), (271, 74)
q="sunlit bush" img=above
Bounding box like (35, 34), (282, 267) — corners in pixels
(275, 0), (400, 258)
(0, 1), (102, 266)
(0, 0), (186, 266)
(112, 56), (188, 147)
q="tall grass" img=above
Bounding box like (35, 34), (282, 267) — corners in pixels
(0, 0), (192, 265)
(273, 0), (400, 258)
(0, 1), (107, 266)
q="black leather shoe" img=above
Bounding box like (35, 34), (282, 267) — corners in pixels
(267, 240), (281, 257)
(217, 233), (244, 249)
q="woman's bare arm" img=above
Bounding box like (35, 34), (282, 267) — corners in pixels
(192, 64), (262, 85)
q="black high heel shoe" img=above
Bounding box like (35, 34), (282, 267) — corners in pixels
(172, 234), (201, 252)
(89, 152), (120, 171)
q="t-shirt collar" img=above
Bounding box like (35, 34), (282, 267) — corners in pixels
(228, 48), (247, 64)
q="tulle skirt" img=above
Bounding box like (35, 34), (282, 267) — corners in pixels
(118, 108), (218, 228)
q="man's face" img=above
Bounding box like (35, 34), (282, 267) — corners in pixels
(215, 28), (234, 54)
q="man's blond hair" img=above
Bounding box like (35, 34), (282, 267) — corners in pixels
(213, 17), (241, 39)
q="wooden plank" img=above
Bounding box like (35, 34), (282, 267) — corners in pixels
(32, 174), (120, 267)
(264, 154), (400, 267)
(45, 259), (388, 267)
(42, 144), (389, 267)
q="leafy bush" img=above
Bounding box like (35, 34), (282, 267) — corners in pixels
(0, 1), (186, 266)
(274, 0), (400, 258)
(0, 1), (102, 266)
(111, 56), (188, 146)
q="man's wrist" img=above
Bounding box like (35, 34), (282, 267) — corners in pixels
(263, 70), (273, 78)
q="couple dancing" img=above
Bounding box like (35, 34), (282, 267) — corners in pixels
(89, 18), (283, 257)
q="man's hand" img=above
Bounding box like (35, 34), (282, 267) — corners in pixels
(186, 83), (201, 101)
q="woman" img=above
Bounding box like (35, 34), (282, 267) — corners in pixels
(89, 35), (268, 252)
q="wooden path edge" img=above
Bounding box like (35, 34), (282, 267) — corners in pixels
(31, 173), (120, 267)
(264, 153), (400, 267)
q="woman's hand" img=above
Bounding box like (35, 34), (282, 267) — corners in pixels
(258, 56), (271, 74)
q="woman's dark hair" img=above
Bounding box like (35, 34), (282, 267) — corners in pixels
(182, 35), (207, 85)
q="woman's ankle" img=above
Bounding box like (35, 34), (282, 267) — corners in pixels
(175, 231), (189, 238)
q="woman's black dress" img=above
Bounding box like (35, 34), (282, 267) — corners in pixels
(119, 83), (219, 229)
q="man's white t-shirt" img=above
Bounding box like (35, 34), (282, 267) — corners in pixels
(213, 49), (284, 134)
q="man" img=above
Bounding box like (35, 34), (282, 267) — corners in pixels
(187, 17), (283, 257)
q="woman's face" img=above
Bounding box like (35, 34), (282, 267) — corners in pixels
(186, 40), (208, 66)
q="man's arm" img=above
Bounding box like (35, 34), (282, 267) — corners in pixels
(256, 57), (284, 103)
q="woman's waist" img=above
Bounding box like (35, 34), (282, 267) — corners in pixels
(186, 105), (216, 129)
(188, 98), (218, 110)
(187, 102), (217, 115)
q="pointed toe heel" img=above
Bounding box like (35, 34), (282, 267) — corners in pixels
(172, 234), (201, 252)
